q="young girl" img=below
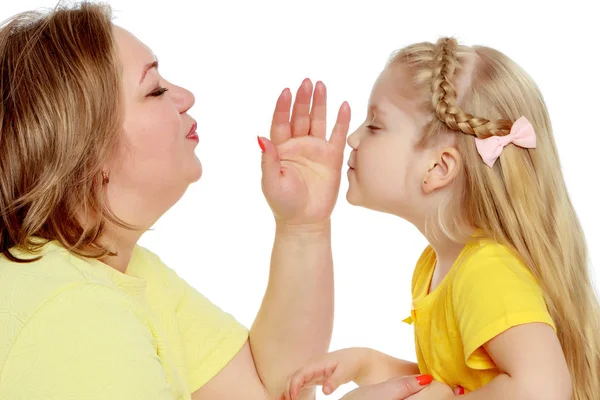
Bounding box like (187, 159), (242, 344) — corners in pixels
(281, 37), (600, 400)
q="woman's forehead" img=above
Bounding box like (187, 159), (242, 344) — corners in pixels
(112, 26), (155, 78)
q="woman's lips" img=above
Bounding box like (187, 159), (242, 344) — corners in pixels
(186, 122), (198, 141)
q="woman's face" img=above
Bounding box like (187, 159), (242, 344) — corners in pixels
(107, 26), (201, 228)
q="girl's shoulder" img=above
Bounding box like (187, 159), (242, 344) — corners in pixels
(455, 238), (537, 288)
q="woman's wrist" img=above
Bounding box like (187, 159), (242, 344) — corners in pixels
(275, 219), (331, 239)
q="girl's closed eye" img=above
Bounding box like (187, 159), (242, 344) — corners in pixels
(148, 86), (168, 97)
(366, 125), (380, 133)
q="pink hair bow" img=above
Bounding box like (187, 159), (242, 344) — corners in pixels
(475, 116), (537, 168)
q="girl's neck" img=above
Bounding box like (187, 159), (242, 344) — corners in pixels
(429, 235), (465, 275)
(418, 222), (476, 290)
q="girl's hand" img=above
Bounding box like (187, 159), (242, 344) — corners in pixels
(281, 348), (372, 400)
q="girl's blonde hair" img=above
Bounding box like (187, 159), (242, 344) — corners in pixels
(391, 37), (599, 399)
(0, 2), (127, 261)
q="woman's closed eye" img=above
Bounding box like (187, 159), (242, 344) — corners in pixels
(148, 86), (168, 97)
(366, 125), (380, 132)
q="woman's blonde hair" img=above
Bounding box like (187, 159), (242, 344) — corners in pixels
(0, 2), (126, 261)
(390, 37), (600, 399)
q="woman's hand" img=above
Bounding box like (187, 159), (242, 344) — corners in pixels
(338, 375), (433, 400)
(340, 378), (464, 400)
(404, 380), (459, 399)
(259, 79), (350, 227)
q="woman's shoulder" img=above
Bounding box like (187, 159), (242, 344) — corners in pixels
(128, 244), (182, 285)
(0, 241), (142, 363)
(0, 281), (161, 398)
(0, 240), (124, 299)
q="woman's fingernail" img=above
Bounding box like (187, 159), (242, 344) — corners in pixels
(416, 374), (433, 386)
(257, 136), (266, 153)
(458, 386), (465, 395)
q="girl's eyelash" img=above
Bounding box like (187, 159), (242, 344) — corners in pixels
(149, 87), (168, 97)
(366, 125), (379, 131)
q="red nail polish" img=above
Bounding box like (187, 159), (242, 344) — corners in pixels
(458, 386), (465, 395)
(257, 136), (266, 153)
(416, 375), (433, 386)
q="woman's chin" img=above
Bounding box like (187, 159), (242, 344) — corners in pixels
(187, 158), (203, 183)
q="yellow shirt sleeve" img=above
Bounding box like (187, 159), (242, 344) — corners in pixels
(161, 263), (249, 392)
(0, 283), (174, 400)
(452, 243), (555, 370)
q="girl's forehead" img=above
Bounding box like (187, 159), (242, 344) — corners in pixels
(368, 91), (422, 125)
(372, 65), (422, 104)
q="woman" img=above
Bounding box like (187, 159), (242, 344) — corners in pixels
(0, 3), (352, 399)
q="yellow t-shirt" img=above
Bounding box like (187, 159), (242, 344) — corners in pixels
(404, 238), (555, 392)
(0, 241), (248, 399)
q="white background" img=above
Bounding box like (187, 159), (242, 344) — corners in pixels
(3, 1), (599, 398)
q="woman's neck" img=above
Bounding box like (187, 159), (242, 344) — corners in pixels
(99, 228), (143, 273)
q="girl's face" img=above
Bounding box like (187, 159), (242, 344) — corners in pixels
(346, 62), (461, 225)
(346, 63), (429, 221)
